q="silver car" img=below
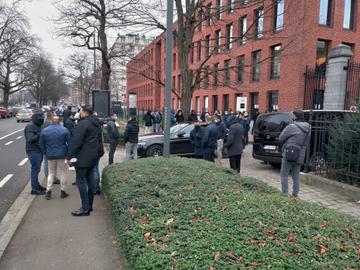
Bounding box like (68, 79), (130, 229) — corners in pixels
(16, 109), (34, 122)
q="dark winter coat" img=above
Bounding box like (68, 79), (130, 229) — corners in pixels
(216, 121), (228, 140)
(62, 109), (71, 123)
(279, 119), (311, 164)
(154, 112), (162, 124)
(143, 113), (153, 127)
(107, 120), (120, 140)
(40, 124), (71, 160)
(64, 118), (76, 137)
(124, 118), (139, 144)
(240, 117), (250, 133)
(189, 126), (204, 156)
(201, 123), (218, 149)
(66, 115), (104, 168)
(175, 114), (185, 123)
(226, 118), (244, 156)
(24, 112), (45, 154)
(188, 113), (197, 122)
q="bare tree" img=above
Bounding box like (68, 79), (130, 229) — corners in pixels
(0, 1), (39, 107)
(65, 53), (94, 105)
(52, 0), (137, 91)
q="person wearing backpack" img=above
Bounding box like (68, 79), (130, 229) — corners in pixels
(279, 109), (310, 198)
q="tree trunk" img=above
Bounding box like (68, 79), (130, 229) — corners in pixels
(3, 91), (9, 108)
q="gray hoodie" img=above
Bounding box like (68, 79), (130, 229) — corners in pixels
(279, 120), (311, 164)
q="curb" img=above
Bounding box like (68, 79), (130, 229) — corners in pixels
(0, 181), (36, 260)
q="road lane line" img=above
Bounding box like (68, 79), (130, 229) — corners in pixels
(18, 158), (28, 166)
(4, 141), (13, 146)
(0, 128), (23, 141)
(16, 136), (22, 140)
(0, 174), (14, 188)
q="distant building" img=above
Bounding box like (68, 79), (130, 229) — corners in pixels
(110, 34), (153, 103)
(127, 0), (360, 115)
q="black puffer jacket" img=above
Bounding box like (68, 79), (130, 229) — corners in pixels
(124, 118), (139, 143)
(66, 115), (104, 168)
(24, 112), (45, 154)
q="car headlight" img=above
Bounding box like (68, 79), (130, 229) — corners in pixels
(138, 141), (146, 148)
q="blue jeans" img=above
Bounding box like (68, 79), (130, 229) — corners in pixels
(75, 165), (96, 211)
(28, 152), (43, 190)
(43, 155), (49, 179)
(280, 157), (302, 197)
(92, 160), (100, 193)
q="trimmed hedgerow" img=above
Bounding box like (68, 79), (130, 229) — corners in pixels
(102, 157), (360, 270)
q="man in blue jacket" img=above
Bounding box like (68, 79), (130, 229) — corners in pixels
(201, 116), (219, 162)
(40, 116), (71, 200)
(189, 119), (204, 158)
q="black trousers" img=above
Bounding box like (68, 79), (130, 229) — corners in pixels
(109, 139), (118, 165)
(229, 155), (242, 173)
(203, 147), (215, 162)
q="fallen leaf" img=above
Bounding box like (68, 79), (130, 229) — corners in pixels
(274, 239), (282, 245)
(150, 238), (157, 247)
(295, 250), (301, 256)
(319, 224), (326, 229)
(261, 230), (273, 236)
(221, 205), (229, 211)
(246, 239), (266, 247)
(214, 251), (221, 261)
(225, 251), (238, 261)
(344, 228), (353, 235)
(112, 240), (118, 245)
(318, 244), (329, 254)
(129, 206), (136, 215)
(287, 233), (296, 243)
(159, 243), (168, 249)
(210, 266), (216, 270)
(144, 232), (151, 239)
(165, 217), (174, 225)
(248, 262), (262, 268)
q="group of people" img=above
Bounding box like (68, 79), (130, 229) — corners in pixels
(24, 105), (105, 216)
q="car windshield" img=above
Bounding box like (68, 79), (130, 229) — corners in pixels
(19, 109), (32, 113)
(254, 113), (293, 132)
(170, 124), (188, 136)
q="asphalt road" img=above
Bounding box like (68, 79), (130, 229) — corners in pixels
(0, 117), (30, 223)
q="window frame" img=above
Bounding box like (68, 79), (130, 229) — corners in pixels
(270, 44), (281, 80)
(319, 0), (333, 26)
(251, 50), (261, 82)
(224, 59), (231, 86)
(254, 7), (264, 39)
(273, 0), (284, 33)
(236, 55), (245, 84)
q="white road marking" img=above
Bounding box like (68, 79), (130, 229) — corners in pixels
(16, 136), (22, 140)
(0, 128), (23, 140)
(0, 174), (14, 188)
(18, 158), (28, 166)
(5, 141), (13, 146)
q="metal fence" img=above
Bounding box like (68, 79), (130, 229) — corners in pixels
(345, 61), (360, 109)
(303, 66), (326, 110)
(305, 111), (360, 187)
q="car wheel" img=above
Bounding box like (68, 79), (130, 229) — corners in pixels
(146, 145), (163, 157)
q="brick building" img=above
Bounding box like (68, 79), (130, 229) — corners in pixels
(127, 0), (360, 115)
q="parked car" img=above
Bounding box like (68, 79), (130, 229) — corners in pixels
(252, 110), (353, 169)
(16, 109), (34, 122)
(0, 107), (10, 118)
(8, 107), (19, 117)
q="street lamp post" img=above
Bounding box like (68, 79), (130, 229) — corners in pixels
(163, 0), (174, 157)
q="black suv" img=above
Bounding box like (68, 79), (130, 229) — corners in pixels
(252, 110), (352, 169)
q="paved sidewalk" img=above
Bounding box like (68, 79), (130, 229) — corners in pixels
(0, 156), (127, 270)
(220, 145), (360, 219)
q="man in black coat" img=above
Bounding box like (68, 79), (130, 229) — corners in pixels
(124, 114), (139, 160)
(62, 105), (72, 123)
(189, 119), (204, 158)
(107, 116), (120, 164)
(64, 112), (76, 137)
(66, 106), (104, 216)
(25, 112), (46, 195)
(226, 115), (244, 173)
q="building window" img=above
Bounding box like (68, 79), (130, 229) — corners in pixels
(212, 95), (218, 112)
(274, 0), (284, 32)
(343, 0), (355, 29)
(270, 44), (281, 79)
(173, 53), (176, 70)
(172, 75), (176, 89)
(319, 0), (332, 26)
(238, 15), (247, 45)
(205, 35), (211, 57)
(204, 66), (209, 89)
(197, 40), (202, 61)
(227, 0), (233, 14)
(214, 63), (219, 87)
(240, 0), (248, 6)
(268, 91), (279, 112)
(251, 50), (261, 82)
(216, 0), (221, 20)
(198, 11), (203, 32)
(316, 40), (330, 71)
(225, 23), (233, 50)
(196, 96), (201, 113)
(224, 59), (231, 86)
(215, 30), (221, 53)
(254, 7), (264, 39)
(204, 96), (209, 111)
(223, 94), (229, 111)
(237, 55), (245, 84)
(190, 44), (194, 64)
(206, 4), (212, 26)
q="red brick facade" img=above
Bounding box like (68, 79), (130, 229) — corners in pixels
(127, 0), (360, 114)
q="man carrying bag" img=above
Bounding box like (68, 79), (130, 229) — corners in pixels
(279, 109), (310, 198)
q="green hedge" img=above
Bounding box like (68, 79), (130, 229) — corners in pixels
(102, 157), (360, 270)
